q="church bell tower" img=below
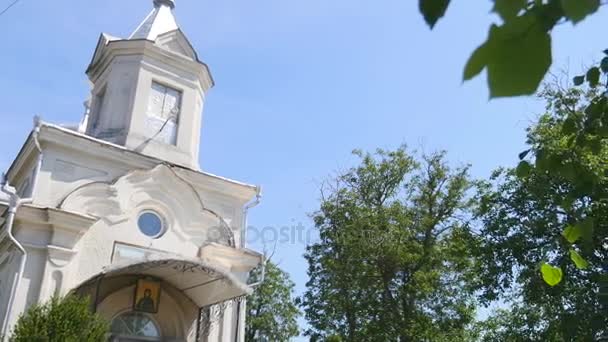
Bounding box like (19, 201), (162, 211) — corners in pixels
(0, 1), (262, 341)
(84, 0), (213, 169)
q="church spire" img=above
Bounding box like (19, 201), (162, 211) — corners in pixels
(154, 0), (175, 9)
(130, 0), (179, 41)
(84, 0), (212, 169)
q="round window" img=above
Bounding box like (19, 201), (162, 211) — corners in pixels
(137, 211), (165, 238)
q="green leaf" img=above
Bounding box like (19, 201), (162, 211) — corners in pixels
(598, 122), (608, 137)
(484, 16), (552, 97)
(555, 162), (576, 181)
(463, 43), (489, 81)
(580, 217), (594, 241)
(516, 160), (532, 178)
(540, 263), (563, 286)
(601, 57), (608, 73)
(562, 116), (578, 134)
(561, 193), (576, 211)
(573, 75), (585, 85)
(560, 0), (600, 23)
(562, 224), (582, 243)
(546, 153), (563, 171)
(586, 67), (600, 87)
(535, 148), (549, 170)
(569, 249), (589, 269)
(584, 97), (606, 121)
(419, 0), (451, 29)
(493, 0), (527, 21)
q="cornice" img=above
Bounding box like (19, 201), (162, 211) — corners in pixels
(39, 124), (158, 171)
(86, 39), (213, 91)
(173, 167), (259, 204)
(4, 123), (260, 208)
(17, 205), (97, 229)
(40, 123), (259, 201)
(16, 205), (98, 251)
(198, 242), (263, 273)
(6, 131), (38, 182)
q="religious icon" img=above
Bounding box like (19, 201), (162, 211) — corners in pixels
(134, 279), (161, 313)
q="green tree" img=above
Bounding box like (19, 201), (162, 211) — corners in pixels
(246, 261), (300, 342)
(10, 295), (108, 342)
(474, 305), (562, 341)
(474, 81), (608, 340)
(419, 0), (605, 98)
(302, 148), (480, 341)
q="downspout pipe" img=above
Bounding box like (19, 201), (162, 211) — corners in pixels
(0, 177), (33, 338)
(235, 186), (263, 342)
(241, 186), (262, 249)
(242, 186), (266, 287)
(0, 117), (42, 338)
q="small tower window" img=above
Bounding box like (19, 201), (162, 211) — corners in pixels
(89, 87), (106, 134)
(146, 82), (181, 145)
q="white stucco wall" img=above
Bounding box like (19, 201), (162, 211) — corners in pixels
(0, 126), (258, 341)
(1, 5), (258, 339)
(0, 249), (19, 329)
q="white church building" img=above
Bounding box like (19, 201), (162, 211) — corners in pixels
(0, 0), (264, 341)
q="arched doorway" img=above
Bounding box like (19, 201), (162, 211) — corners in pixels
(109, 311), (161, 341)
(72, 257), (254, 341)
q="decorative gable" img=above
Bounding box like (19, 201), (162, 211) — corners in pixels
(86, 33), (119, 74)
(155, 30), (198, 60)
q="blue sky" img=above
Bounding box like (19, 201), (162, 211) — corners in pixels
(1, 0), (606, 339)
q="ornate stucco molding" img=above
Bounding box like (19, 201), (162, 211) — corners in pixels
(59, 164), (236, 247)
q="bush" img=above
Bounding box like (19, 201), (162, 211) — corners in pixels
(10, 295), (108, 342)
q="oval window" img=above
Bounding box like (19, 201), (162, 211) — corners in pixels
(137, 211), (165, 238)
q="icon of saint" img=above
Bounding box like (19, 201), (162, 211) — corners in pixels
(136, 288), (156, 312)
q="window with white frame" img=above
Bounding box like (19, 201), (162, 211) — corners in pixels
(110, 312), (161, 341)
(146, 82), (181, 145)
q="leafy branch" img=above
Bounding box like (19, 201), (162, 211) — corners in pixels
(419, 0), (604, 97)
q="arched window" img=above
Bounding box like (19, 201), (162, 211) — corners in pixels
(110, 312), (161, 341)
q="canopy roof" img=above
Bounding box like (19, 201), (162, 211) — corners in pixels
(80, 255), (252, 308)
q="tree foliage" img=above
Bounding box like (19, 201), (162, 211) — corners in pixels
(474, 81), (608, 340)
(10, 295), (108, 342)
(419, 0), (604, 98)
(246, 261), (300, 342)
(302, 148), (479, 341)
(475, 304), (574, 341)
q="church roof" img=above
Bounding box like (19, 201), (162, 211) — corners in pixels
(5, 122), (258, 203)
(130, 0), (179, 41)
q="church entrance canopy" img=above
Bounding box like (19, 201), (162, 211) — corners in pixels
(77, 255), (252, 308)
